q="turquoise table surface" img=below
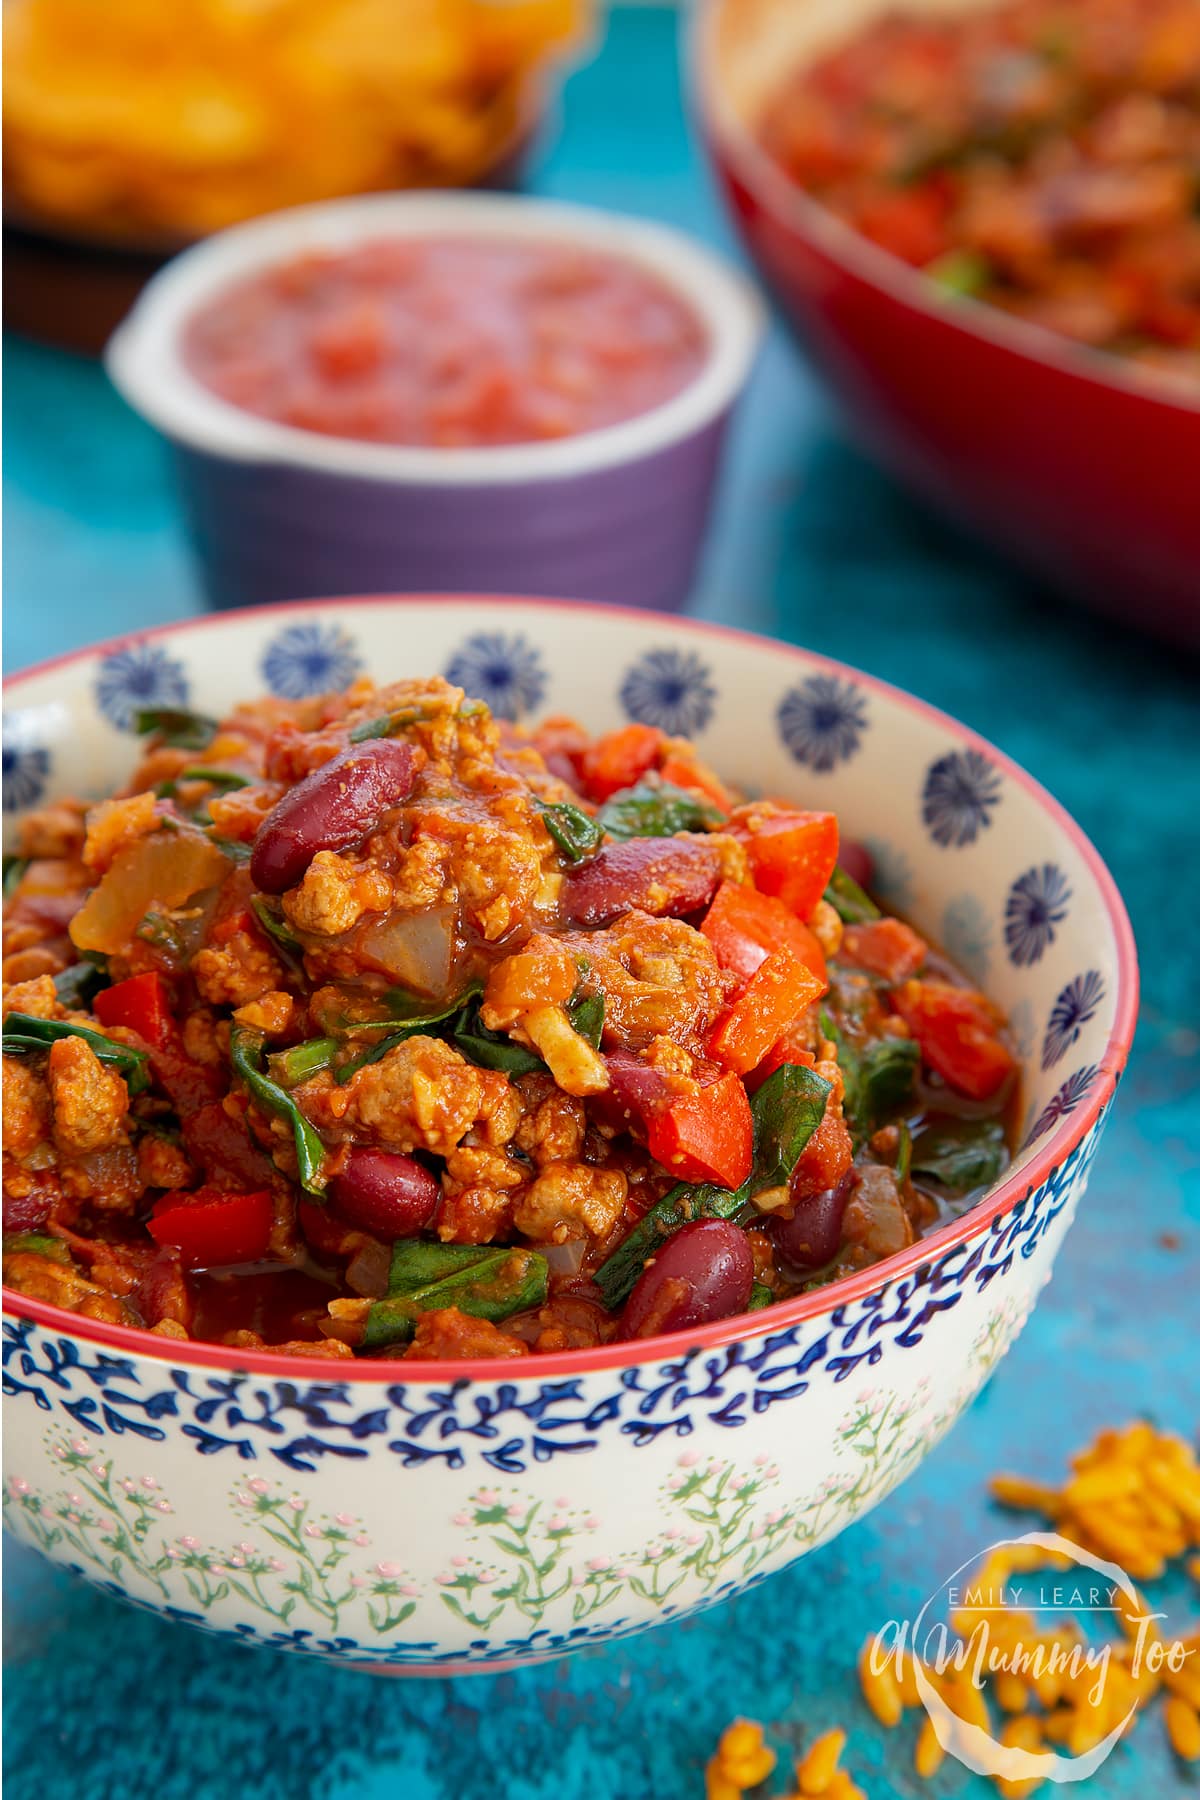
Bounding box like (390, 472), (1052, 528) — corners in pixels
(4, 10), (1199, 1798)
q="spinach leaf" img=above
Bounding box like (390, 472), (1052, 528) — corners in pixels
(567, 990), (605, 1050)
(911, 1118), (1008, 1194)
(751, 1061), (834, 1190)
(268, 1037), (340, 1086)
(747, 1281), (774, 1311)
(348, 706), (429, 744)
(896, 1121), (913, 1186)
(927, 248), (991, 297)
(230, 1026), (327, 1194)
(594, 1062), (832, 1310)
(3, 1232), (71, 1264)
(596, 780), (725, 840)
(3, 856), (29, 902)
(824, 1015), (919, 1143)
(205, 834), (253, 864)
(332, 987), (487, 1083)
(2, 1014), (149, 1094)
(537, 799), (605, 864)
(452, 999), (546, 1078)
(177, 767), (251, 790)
(362, 1244), (549, 1349)
(134, 707), (219, 751)
(53, 956), (109, 1012)
(823, 866), (881, 925)
(250, 896), (302, 953)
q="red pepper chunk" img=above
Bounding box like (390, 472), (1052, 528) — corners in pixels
(891, 979), (1017, 1101)
(645, 1071), (753, 1190)
(709, 948), (828, 1077)
(148, 1186), (274, 1270)
(578, 724), (665, 802)
(841, 918), (928, 983)
(702, 880), (828, 985)
(93, 972), (175, 1049)
(729, 807), (839, 922)
(658, 753), (732, 813)
(788, 1100), (854, 1203)
(745, 1031), (816, 1095)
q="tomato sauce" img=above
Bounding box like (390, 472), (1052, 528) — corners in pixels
(182, 237), (710, 447)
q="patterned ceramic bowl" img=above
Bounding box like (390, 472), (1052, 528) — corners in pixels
(103, 193), (763, 614)
(2, 598), (1137, 1674)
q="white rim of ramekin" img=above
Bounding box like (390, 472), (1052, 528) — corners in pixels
(104, 191), (766, 485)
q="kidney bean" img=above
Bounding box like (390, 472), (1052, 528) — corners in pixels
(132, 1247), (194, 1331)
(251, 739), (423, 894)
(329, 1148), (440, 1241)
(620, 1218), (754, 1340)
(560, 837), (724, 927)
(838, 839), (873, 889)
(590, 1049), (673, 1134)
(2, 1185), (51, 1233)
(771, 1170), (854, 1274)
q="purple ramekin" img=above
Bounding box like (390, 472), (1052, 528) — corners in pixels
(104, 193), (764, 613)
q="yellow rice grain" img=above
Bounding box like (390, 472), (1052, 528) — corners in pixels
(1165, 1696), (1200, 1761)
(796, 1728), (845, 1794)
(988, 1476), (1064, 1515)
(994, 1672), (1029, 1714)
(914, 1716), (944, 1777)
(858, 1640), (903, 1728)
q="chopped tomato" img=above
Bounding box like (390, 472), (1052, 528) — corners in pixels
(841, 918), (928, 983)
(728, 806), (839, 922)
(702, 880), (828, 985)
(208, 869), (256, 946)
(578, 725), (665, 802)
(658, 753), (732, 814)
(745, 1030), (817, 1095)
(891, 979), (1017, 1100)
(788, 1103), (854, 1202)
(645, 1071), (753, 1190)
(148, 1186), (273, 1270)
(855, 184), (951, 266)
(94, 972), (175, 1049)
(709, 948), (828, 1076)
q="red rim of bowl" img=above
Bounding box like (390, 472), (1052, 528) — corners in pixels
(686, 0), (1200, 421)
(2, 595), (1140, 1382)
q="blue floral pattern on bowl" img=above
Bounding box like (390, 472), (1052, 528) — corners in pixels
(1042, 972), (1106, 1070)
(1004, 863), (1072, 967)
(2, 717), (51, 814)
(776, 675), (867, 774)
(261, 623), (362, 699)
(443, 633), (547, 721)
(618, 648), (717, 737)
(922, 749), (1003, 849)
(94, 641), (190, 732)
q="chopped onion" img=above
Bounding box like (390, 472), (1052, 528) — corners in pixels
(358, 906), (456, 996)
(542, 1238), (587, 1277)
(70, 831), (229, 956)
(345, 1238), (392, 1299)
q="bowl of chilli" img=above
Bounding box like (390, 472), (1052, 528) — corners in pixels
(2, 596), (1137, 1673)
(104, 192), (764, 615)
(693, 0), (1200, 645)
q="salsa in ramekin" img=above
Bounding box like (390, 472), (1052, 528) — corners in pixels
(182, 237), (710, 447)
(3, 676), (1019, 1360)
